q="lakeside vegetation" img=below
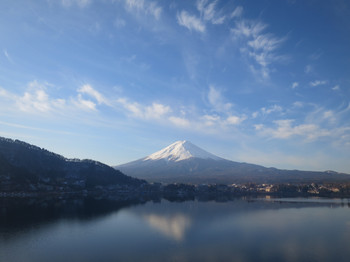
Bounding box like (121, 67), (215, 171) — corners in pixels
(2, 182), (350, 200)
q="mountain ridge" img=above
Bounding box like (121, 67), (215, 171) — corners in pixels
(116, 141), (350, 184)
(0, 136), (143, 192)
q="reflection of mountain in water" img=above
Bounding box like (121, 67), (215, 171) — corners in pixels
(1, 197), (349, 239)
(129, 197), (350, 243)
(144, 214), (192, 241)
(1, 197), (350, 262)
(0, 198), (144, 236)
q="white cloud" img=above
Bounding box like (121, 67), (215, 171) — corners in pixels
(71, 84), (112, 111)
(226, 115), (246, 125)
(208, 86), (220, 106)
(252, 111), (259, 119)
(257, 119), (330, 141)
(201, 113), (246, 128)
(77, 84), (109, 105)
(201, 114), (220, 126)
(169, 116), (190, 127)
(231, 20), (286, 79)
(261, 105), (282, 115)
(125, 0), (162, 20)
(117, 98), (143, 118)
(310, 80), (327, 87)
(332, 85), (340, 91)
(231, 6), (243, 18)
(231, 20), (267, 38)
(0, 87), (12, 99)
(303, 105), (348, 128)
(291, 82), (299, 89)
(18, 89), (50, 112)
(197, 0), (214, 20)
(254, 124), (264, 130)
(117, 98), (171, 120)
(196, 0), (226, 25)
(208, 85), (232, 112)
(61, 0), (91, 8)
(293, 101), (303, 108)
(147, 2), (162, 20)
(309, 49), (323, 60)
(73, 94), (96, 111)
(304, 65), (312, 74)
(0, 81), (108, 114)
(145, 103), (171, 119)
(177, 1), (228, 33)
(253, 104), (283, 118)
(248, 34), (285, 52)
(14, 81), (67, 113)
(177, 10), (205, 33)
(323, 110), (336, 124)
(212, 16), (225, 25)
(3, 49), (14, 64)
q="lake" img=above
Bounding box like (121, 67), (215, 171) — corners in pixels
(1, 197), (350, 262)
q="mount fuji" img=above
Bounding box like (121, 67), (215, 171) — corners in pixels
(115, 141), (350, 184)
(143, 140), (222, 162)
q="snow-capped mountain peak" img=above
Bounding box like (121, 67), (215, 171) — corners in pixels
(143, 140), (222, 162)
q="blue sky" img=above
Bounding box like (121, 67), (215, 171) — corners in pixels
(1, 0), (350, 173)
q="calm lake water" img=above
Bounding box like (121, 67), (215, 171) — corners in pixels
(1, 197), (350, 262)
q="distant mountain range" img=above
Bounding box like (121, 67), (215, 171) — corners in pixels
(116, 140), (350, 184)
(1, 137), (349, 191)
(0, 137), (142, 192)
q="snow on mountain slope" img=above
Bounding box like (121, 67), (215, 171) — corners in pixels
(143, 140), (222, 162)
(115, 140), (350, 184)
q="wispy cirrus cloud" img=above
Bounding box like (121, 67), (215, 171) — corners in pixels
(60, 0), (91, 8)
(169, 116), (191, 127)
(196, 0), (226, 25)
(255, 119), (330, 141)
(115, 85), (246, 132)
(252, 104), (283, 118)
(231, 20), (267, 38)
(230, 6), (243, 18)
(201, 113), (246, 127)
(207, 85), (232, 112)
(124, 0), (162, 20)
(78, 84), (110, 106)
(203, 86), (246, 128)
(2, 79), (347, 147)
(226, 115), (246, 125)
(3, 49), (14, 64)
(1, 80), (248, 135)
(177, 10), (205, 33)
(304, 65), (313, 74)
(177, 0), (238, 32)
(254, 102), (350, 146)
(117, 98), (171, 120)
(73, 84), (112, 111)
(291, 82), (299, 89)
(73, 94), (97, 111)
(0, 87), (13, 100)
(332, 85), (340, 91)
(310, 80), (327, 87)
(231, 20), (287, 79)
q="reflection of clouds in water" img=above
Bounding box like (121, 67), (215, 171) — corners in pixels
(144, 214), (191, 241)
